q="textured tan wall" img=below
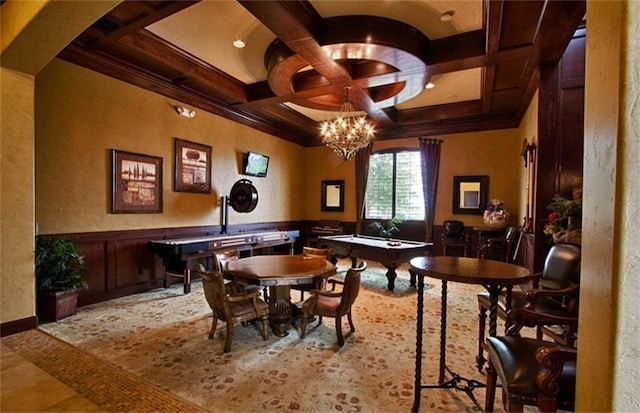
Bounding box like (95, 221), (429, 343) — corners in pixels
(0, 0), (121, 326)
(304, 146), (356, 222)
(615, 2), (640, 408)
(0, 67), (36, 323)
(372, 130), (524, 228)
(579, 1), (640, 411)
(35, 59), (306, 234)
(305, 127), (525, 228)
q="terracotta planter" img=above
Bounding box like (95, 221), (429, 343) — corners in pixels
(37, 289), (79, 322)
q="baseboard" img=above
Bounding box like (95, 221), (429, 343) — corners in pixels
(1, 316), (38, 337)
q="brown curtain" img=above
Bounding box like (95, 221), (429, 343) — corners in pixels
(354, 145), (372, 234)
(419, 138), (443, 242)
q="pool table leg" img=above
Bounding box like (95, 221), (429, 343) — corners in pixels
(385, 266), (398, 291)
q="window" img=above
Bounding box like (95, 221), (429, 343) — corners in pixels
(365, 150), (424, 220)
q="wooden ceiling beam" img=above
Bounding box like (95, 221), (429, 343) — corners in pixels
(116, 30), (247, 102)
(89, 1), (200, 49)
(239, 0), (396, 126)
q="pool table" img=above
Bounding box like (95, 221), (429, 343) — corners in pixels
(318, 234), (432, 291)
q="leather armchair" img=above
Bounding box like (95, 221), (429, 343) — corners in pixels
(476, 243), (581, 371)
(441, 220), (469, 257)
(485, 307), (578, 412)
(300, 261), (367, 346)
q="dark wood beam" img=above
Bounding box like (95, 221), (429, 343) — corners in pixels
(117, 30), (247, 102)
(239, 0), (396, 126)
(89, 1), (200, 49)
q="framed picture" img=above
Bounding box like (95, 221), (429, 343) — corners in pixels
(321, 180), (345, 212)
(174, 138), (212, 193)
(452, 175), (488, 215)
(111, 149), (163, 213)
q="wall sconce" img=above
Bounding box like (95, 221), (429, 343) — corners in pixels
(175, 106), (196, 118)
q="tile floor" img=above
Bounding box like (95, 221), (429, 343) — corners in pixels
(1, 342), (103, 412)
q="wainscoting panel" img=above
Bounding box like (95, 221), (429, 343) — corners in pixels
(41, 222), (303, 307)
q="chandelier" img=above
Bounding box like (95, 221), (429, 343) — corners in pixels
(320, 86), (375, 161)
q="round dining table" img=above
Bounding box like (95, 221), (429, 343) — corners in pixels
(409, 256), (531, 412)
(225, 254), (336, 337)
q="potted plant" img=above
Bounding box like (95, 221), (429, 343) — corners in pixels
(35, 236), (88, 321)
(365, 216), (404, 238)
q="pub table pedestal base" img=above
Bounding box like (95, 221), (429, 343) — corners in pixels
(267, 286), (293, 337)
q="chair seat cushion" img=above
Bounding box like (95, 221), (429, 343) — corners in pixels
(315, 294), (341, 316)
(228, 298), (268, 316)
(487, 336), (576, 404)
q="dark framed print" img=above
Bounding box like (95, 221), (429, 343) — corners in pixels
(174, 138), (212, 193)
(111, 149), (163, 213)
(321, 180), (345, 212)
(452, 175), (488, 215)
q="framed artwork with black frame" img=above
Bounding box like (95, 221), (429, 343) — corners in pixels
(111, 149), (163, 213)
(321, 180), (345, 212)
(452, 175), (488, 215)
(174, 138), (212, 193)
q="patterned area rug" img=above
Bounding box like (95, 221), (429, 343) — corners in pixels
(28, 262), (511, 412)
(334, 259), (433, 297)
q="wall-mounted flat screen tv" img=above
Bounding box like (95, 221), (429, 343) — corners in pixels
(243, 151), (270, 177)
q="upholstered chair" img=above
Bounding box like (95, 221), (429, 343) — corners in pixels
(484, 306), (578, 412)
(476, 243), (581, 371)
(441, 220), (469, 256)
(197, 265), (269, 353)
(213, 249), (263, 296)
(291, 246), (334, 302)
(300, 261), (367, 346)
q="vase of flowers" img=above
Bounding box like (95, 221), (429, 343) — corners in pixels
(543, 189), (582, 245)
(483, 199), (509, 229)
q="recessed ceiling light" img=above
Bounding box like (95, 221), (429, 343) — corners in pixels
(440, 10), (455, 22)
(425, 82), (435, 89)
(233, 39), (245, 49)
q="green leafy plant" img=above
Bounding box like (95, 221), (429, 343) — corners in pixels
(365, 216), (404, 238)
(543, 189), (582, 236)
(35, 236), (88, 293)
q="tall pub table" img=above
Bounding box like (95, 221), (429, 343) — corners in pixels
(226, 255), (336, 337)
(409, 256), (530, 412)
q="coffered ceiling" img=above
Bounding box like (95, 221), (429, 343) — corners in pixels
(58, 0), (585, 147)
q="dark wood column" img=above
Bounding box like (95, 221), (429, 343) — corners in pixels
(528, 25), (585, 273)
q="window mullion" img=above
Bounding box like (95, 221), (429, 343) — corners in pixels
(391, 152), (397, 217)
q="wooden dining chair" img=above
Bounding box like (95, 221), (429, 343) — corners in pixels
(300, 261), (367, 346)
(477, 225), (520, 262)
(291, 246), (333, 302)
(196, 265), (269, 353)
(213, 249), (264, 297)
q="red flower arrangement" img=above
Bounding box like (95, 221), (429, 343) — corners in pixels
(543, 189), (582, 239)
